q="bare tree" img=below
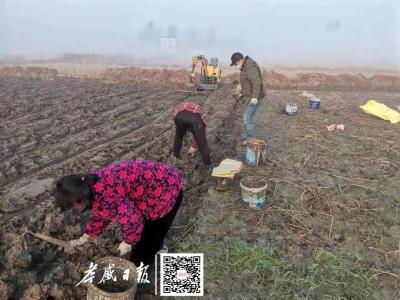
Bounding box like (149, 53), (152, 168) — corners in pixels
(139, 21), (157, 41)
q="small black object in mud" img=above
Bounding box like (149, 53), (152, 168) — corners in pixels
(216, 178), (230, 191)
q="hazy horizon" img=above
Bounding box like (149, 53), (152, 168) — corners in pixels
(1, 0), (399, 67)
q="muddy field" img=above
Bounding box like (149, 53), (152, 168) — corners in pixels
(184, 88), (400, 299)
(0, 74), (239, 299)
(0, 68), (399, 299)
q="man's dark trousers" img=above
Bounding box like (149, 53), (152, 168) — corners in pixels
(173, 110), (211, 165)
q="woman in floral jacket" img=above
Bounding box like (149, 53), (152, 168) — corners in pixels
(55, 160), (184, 265)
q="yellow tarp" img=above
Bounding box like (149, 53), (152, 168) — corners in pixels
(212, 159), (243, 178)
(360, 100), (400, 124)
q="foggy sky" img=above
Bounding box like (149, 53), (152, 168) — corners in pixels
(0, 0), (399, 66)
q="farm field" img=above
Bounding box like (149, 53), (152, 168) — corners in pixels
(0, 67), (399, 299)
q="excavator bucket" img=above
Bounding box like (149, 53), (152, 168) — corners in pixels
(196, 83), (218, 91)
(175, 88), (208, 96)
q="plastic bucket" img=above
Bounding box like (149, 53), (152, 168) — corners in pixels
(86, 256), (138, 300)
(240, 176), (268, 209)
(245, 139), (266, 166)
(286, 102), (298, 115)
(309, 98), (321, 109)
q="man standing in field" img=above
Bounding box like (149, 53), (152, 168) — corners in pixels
(230, 52), (266, 144)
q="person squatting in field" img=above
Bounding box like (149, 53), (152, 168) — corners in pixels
(173, 102), (212, 166)
(54, 160), (184, 266)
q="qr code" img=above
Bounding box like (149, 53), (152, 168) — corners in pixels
(160, 253), (204, 296)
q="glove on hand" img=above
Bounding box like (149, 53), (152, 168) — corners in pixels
(250, 98), (258, 105)
(118, 241), (132, 256)
(187, 146), (197, 157)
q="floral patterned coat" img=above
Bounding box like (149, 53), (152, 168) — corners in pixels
(84, 160), (184, 245)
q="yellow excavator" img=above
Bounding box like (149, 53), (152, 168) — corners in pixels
(187, 55), (221, 91)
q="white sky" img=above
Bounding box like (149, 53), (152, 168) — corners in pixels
(0, 0), (399, 66)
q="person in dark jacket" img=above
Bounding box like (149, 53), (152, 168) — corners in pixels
(230, 52), (266, 144)
(55, 160), (184, 266)
(173, 102), (211, 166)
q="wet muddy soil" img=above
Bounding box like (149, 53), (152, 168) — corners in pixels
(1, 72), (399, 299)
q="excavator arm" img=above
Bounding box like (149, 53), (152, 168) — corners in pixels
(190, 55), (209, 83)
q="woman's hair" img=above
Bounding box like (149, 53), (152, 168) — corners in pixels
(55, 173), (99, 210)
